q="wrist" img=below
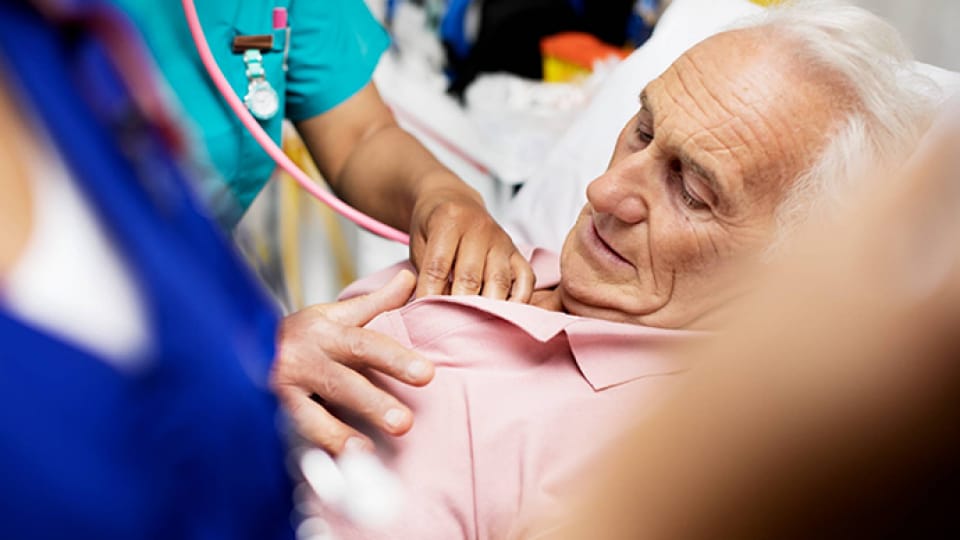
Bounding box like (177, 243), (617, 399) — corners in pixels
(415, 170), (485, 208)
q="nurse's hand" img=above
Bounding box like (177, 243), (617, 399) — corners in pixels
(272, 270), (433, 455)
(410, 183), (535, 302)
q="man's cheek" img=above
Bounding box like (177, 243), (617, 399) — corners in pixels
(663, 229), (720, 273)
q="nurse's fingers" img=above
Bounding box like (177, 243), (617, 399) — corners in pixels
(323, 270), (417, 328)
(451, 230), (488, 296)
(414, 226), (459, 298)
(479, 247), (515, 300)
(279, 390), (372, 456)
(507, 253), (535, 303)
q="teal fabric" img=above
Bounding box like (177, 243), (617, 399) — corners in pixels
(111, 0), (390, 228)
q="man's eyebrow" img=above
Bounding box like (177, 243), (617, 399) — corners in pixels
(681, 154), (723, 199)
(639, 90), (724, 199)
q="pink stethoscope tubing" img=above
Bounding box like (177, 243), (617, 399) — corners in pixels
(180, 0), (410, 244)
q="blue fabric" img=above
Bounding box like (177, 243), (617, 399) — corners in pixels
(0, 2), (294, 538)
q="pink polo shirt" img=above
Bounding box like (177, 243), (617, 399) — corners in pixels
(327, 249), (697, 539)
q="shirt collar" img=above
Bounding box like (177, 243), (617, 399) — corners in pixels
(403, 294), (699, 391)
(526, 245), (699, 389)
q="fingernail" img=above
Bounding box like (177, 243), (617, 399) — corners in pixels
(406, 359), (431, 379)
(344, 437), (369, 453)
(384, 408), (407, 429)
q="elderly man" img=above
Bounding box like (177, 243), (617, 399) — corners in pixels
(284, 2), (935, 538)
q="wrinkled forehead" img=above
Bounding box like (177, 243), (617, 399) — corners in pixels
(643, 29), (845, 204)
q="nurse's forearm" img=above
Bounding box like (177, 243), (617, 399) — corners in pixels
(336, 124), (481, 231)
(295, 83), (481, 232)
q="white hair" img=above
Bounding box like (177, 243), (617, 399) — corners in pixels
(730, 0), (940, 249)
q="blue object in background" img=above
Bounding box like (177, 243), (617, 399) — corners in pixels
(568, 0), (586, 16)
(439, 0), (474, 59)
(386, 0), (400, 25)
(627, 0), (659, 47)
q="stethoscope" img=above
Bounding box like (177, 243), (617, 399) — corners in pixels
(180, 0), (410, 244)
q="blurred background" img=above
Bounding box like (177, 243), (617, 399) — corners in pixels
(853, 0), (959, 71)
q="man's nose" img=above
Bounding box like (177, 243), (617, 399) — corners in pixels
(586, 153), (653, 224)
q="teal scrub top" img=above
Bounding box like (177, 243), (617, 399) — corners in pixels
(112, 0), (390, 228)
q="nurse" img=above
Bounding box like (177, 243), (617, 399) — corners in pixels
(112, 0), (534, 301)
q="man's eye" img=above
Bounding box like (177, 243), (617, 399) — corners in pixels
(680, 182), (708, 210)
(635, 125), (654, 143)
(669, 159), (709, 210)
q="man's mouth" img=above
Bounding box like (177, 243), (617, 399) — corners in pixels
(588, 217), (633, 267)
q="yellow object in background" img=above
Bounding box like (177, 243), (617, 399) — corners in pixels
(279, 130), (357, 309)
(543, 57), (592, 83)
(749, 0), (784, 5)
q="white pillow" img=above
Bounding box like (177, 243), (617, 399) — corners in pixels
(503, 0), (960, 253)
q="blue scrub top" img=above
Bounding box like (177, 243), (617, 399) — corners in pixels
(111, 0), (390, 228)
(0, 2), (294, 537)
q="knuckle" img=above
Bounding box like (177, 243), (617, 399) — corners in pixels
(307, 365), (349, 399)
(488, 271), (514, 291)
(311, 377), (341, 399)
(314, 374), (344, 401)
(283, 394), (312, 421)
(421, 261), (452, 283)
(455, 272), (483, 292)
(339, 327), (370, 361)
(434, 200), (468, 221)
(345, 337), (368, 362)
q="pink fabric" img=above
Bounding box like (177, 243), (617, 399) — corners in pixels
(329, 249), (698, 538)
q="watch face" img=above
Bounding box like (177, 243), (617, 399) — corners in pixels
(245, 80), (279, 120)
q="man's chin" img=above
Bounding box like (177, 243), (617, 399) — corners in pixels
(558, 281), (667, 326)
